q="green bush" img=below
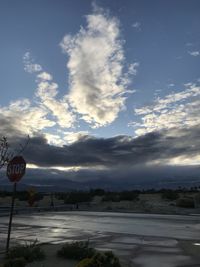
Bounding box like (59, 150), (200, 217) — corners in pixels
(4, 257), (26, 267)
(176, 197), (194, 208)
(6, 240), (45, 263)
(57, 241), (96, 260)
(76, 251), (121, 267)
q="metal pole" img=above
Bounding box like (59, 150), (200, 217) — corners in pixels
(6, 182), (17, 254)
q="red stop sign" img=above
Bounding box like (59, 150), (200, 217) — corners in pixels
(7, 156), (26, 182)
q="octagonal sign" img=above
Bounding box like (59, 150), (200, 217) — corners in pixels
(7, 156), (26, 182)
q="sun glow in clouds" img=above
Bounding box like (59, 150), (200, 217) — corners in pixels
(27, 163), (107, 172)
(194, 243), (200, 246)
(27, 163), (82, 171)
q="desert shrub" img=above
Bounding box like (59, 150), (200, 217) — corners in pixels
(119, 191), (139, 201)
(76, 258), (92, 267)
(176, 197), (194, 208)
(16, 191), (29, 201)
(161, 190), (179, 201)
(6, 240), (45, 263)
(90, 189), (105, 196)
(4, 257), (26, 267)
(16, 191), (43, 202)
(102, 193), (120, 202)
(76, 251), (121, 267)
(0, 191), (11, 197)
(57, 241), (96, 260)
(64, 192), (92, 204)
(102, 191), (139, 202)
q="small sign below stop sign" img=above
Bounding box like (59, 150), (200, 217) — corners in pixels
(7, 156), (26, 182)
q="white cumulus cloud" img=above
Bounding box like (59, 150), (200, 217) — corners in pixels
(60, 7), (135, 128)
(0, 99), (55, 138)
(35, 71), (75, 128)
(133, 83), (200, 136)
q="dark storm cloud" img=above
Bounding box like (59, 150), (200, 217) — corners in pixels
(17, 126), (200, 168)
(1, 126), (200, 189)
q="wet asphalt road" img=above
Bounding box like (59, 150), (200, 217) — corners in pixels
(0, 211), (200, 266)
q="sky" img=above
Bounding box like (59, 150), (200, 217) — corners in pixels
(1, 0), (200, 189)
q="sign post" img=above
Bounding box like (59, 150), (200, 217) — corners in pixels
(6, 182), (17, 254)
(6, 156), (26, 253)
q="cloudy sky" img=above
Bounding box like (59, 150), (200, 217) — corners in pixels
(1, 0), (200, 189)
